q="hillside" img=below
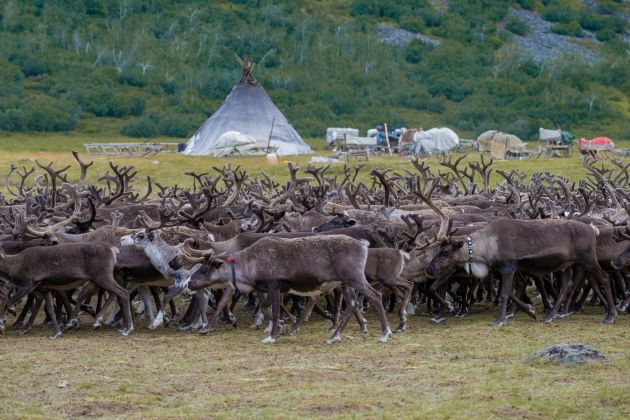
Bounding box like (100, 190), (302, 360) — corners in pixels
(0, 0), (629, 142)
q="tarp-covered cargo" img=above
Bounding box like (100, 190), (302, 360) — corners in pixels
(478, 130), (527, 160)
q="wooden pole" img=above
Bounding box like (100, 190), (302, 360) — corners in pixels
(266, 117), (276, 154)
(384, 123), (392, 156)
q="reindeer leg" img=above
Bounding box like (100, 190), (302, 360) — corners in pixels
(149, 285), (181, 330)
(289, 296), (318, 335)
(330, 288), (343, 331)
(353, 304), (368, 334)
(93, 292), (116, 329)
(429, 278), (454, 323)
(194, 290), (211, 333)
(587, 267), (618, 324)
(208, 286), (235, 332)
(494, 267), (516, 326)
(543, 270), (572, 324)
(395, 281), (413, 332)
(66, 283), (98, 330)
(533, 275), (552, 311)
(44, 292), (62, 339)
(262, 283), (281, 344)
(18, 293), (44, 336)
(178, 297), (198, 331)
(11, 293), (35, 330)
(327, 287), (357, 344)
(359, 282), (392, 343)
(138, 286), (156, 326)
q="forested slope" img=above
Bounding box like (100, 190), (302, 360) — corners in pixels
(0, 0), (629, 141)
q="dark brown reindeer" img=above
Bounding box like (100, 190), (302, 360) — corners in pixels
(0, 242), (134, 338)
(178, 235), (393, 344)
(425, 217), (618, 326)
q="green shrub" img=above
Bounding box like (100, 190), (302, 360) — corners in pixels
(77, 90), (145, 117)
(506, 16), (529, 36)
(551, 21), (584, 37)
(595, 27), (618, 42)
(157, 114), (197, 138)
(121, 117), (159, 138)
(543, 6), (579, 24)
(0, 95), (77, 132)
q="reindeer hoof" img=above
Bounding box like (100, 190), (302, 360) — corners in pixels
(49, 331), (62, 340)
(506, 313), (514, 320)
(261, 336), (276, 344)
(177, 325), (193, 332)
(431, 316), (445, 324)
(454, 312), (468, 318)
(66, 319), (80, 330)
(119, 326), (134, 337)
(18, 328), (31, 336)
(602, 318), (615, 325)
(492, 320), (507, 327)
(198, 326), (212, 335)
(289, 326), (300, 336)
(326, 335), (341, 345)
(378, 331), (392, 343)
(542, 317), (554, 324)
(394, 325), (406, 333)
(11, 322), (23, 330)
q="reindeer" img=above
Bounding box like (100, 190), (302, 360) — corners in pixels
(425, 217), (617, 326)
(0, 242), (133, 338)
(177, 235), (393, 344)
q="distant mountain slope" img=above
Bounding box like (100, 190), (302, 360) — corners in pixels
(0, 0), (628, 141)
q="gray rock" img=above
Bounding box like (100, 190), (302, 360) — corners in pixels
(377, 24), (441, 47)
(507, 7), (601, 63)
(527, 343), (609, 364)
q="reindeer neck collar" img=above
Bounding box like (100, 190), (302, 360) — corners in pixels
(227, 256), (237, 284)
(464, 236), (473, 274)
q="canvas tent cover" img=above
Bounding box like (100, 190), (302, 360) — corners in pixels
(413, 127), (459, 154)
(184, 82), (312, 156)
(477, 130), (526, 159)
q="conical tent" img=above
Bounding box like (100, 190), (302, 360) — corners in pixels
(184, 58), (312, 156)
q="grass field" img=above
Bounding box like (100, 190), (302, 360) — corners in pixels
(1, 306), (629, 418)
(1, 132), (630, 418)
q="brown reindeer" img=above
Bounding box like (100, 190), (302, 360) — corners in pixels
(178, 235), (393, 344)
(0, 242), (134, 338)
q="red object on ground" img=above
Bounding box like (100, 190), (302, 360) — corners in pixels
(579, 137), (614, 153)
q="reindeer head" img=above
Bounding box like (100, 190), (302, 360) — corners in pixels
(120, 229), (156, 246)
(426, 238), (464, 277)
(311, 212), (356, 232)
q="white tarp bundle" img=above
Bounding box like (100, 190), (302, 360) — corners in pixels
(539, 128), (562, 142)
(211, 131), (257, 157)
(343, 135), (377, 146)
(413, 127), (459, 154)
(326, 127), (359, 144)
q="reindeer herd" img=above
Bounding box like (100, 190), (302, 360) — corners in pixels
(0, 152), (629, 344)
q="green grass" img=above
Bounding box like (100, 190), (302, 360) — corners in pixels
(1, 135), (630, 417)
(0, 306), (628, 418)
(1, 132), (628, 193)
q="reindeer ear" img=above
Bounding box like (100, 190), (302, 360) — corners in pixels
(347, 219), (357, 226)
(147, 231), (155, 241)
(211, 259), (224, 268)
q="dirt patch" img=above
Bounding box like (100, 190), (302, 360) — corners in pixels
(65, 400), (133, 417)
